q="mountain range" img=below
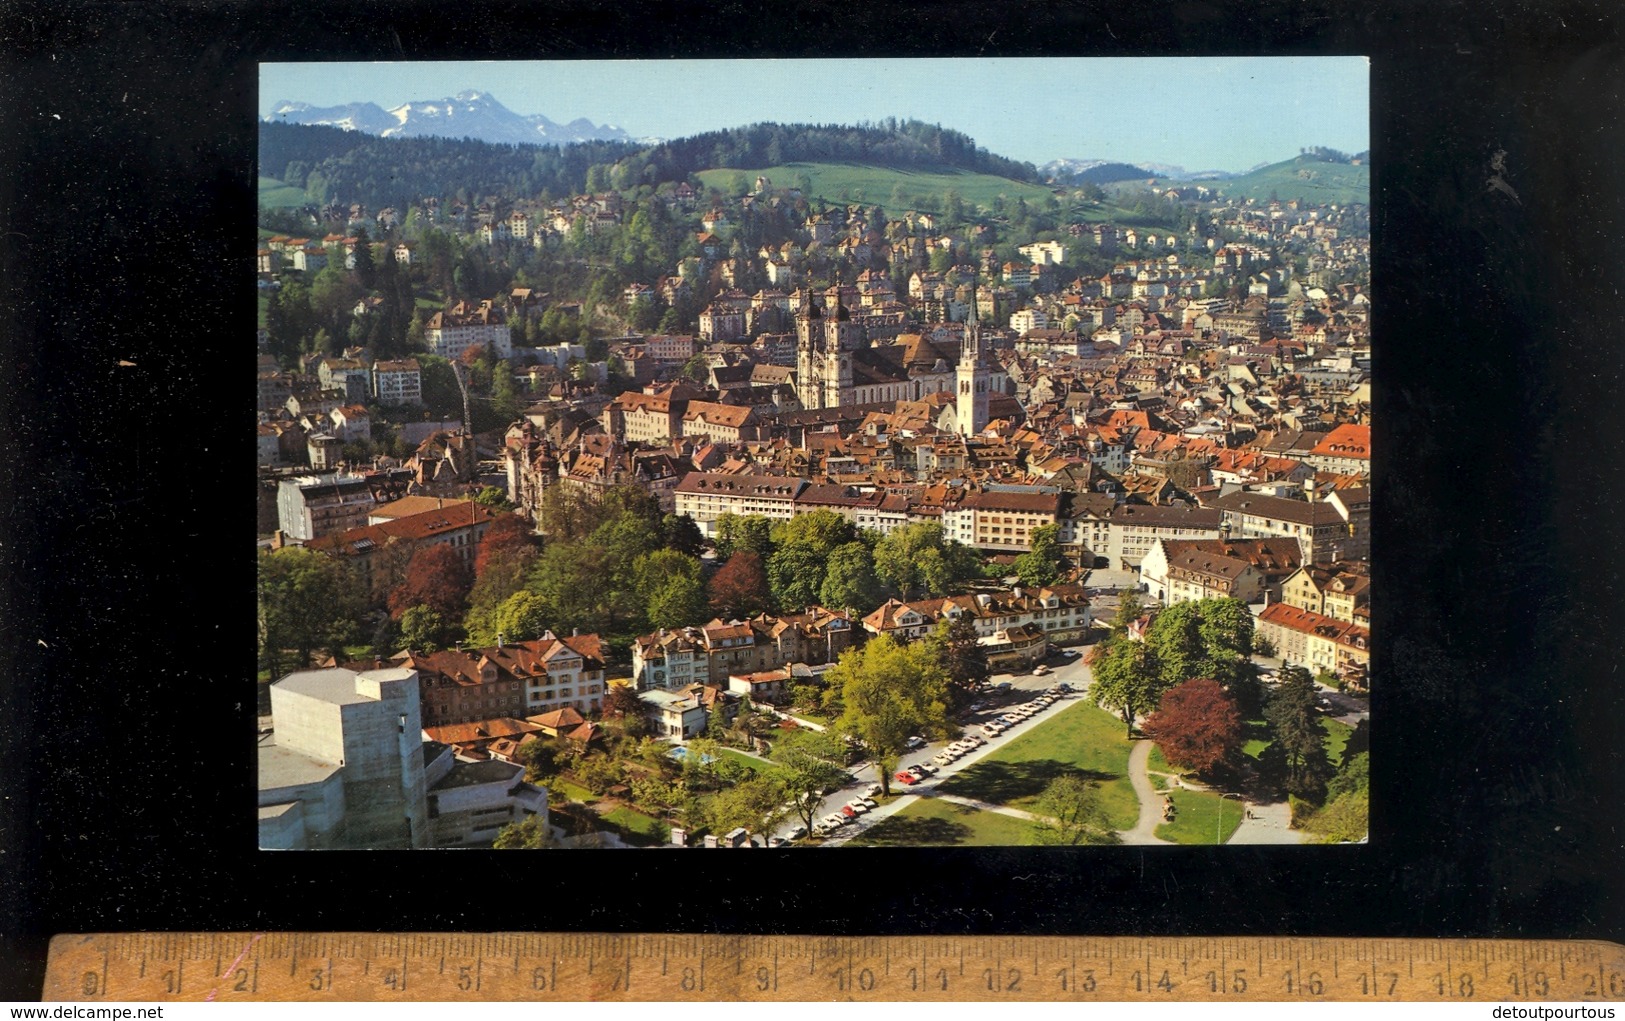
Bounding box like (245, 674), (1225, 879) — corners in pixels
(264, 90), (645, 147)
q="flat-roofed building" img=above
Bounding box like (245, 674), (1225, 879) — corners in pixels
(259, 666), (429, 849)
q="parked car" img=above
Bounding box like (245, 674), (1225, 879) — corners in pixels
(1033, 664), (1050, 676)
(845, 801), (869, 815)
(905, 735), (926, 750)
(786, 824), (808, 840)
(865, 783), (884, 797)
(895, 771), (919, 785)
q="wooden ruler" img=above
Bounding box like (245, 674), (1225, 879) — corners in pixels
(41, 933), (1625, 1002)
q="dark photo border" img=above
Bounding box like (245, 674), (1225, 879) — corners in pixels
(3, 0), (1622, 1001)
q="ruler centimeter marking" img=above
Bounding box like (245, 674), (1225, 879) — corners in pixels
(40, 933), (1625, 1002)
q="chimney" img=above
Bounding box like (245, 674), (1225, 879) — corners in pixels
(497, 632), (503, 650)
(572, 627), (580, 637)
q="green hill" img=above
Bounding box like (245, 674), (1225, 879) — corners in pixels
(258, 175), (307, 209)
(696, 161), (1058, 214)
(1210, 156), (1369, 206)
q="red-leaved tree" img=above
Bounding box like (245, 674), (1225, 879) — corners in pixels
(1140, 677), (1243, 775)
(388, 543), (473, 621)
(708, 551), (770, 618)
(475, 514), (534, 576)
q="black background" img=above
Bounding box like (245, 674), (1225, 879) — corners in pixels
(3, 0), (1622, 1001)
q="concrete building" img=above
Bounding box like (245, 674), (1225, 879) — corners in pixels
(423, 745), (548, 847)
(259, 666), (430, 849)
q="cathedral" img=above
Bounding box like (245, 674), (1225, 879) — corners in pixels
(795, 282), (995, 436)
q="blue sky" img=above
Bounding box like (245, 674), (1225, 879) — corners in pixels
(261, 57), (1368, 172)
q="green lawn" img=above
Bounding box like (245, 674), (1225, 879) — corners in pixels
(1241, 716), (1354, 763)
(1154, 788), (1245, 845)
(697, 162), (1058, 214)
(845, 797), (1040, 846)
(938, 701), (1138, 831)
(716, 747), (768, 772)
(599, 805), (668, 845)
(553, 780), (595, 804)
(258, 175), (307, 209)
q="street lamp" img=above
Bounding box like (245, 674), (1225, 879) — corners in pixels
(1217, 792), (1242, 845)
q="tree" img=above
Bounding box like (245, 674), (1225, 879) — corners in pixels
(387, 543), (473, 621)
(1032, 775), (1117, 845)
(636, 549), (707, 630)
(1013, 523), (1064, 587)
(602, 683), (647, 722)
(473, 486), (515, 513)
(398, 604), (450, 652)
(257, 547), (364, 675)
(660, 514), (706, 558)
(473, 513), (535, 577)
(1260, 665), (1334, 801)
(767, 541), (829, 610)
(873, 522), (979, 600)
(925, 615), (988, 709)
(1088, 636), (1167, 737)
(818, 541), (883, 611)
(771, 509), (856, 552)
(707, 774), (789, 836)
(1139, 678), (1244, 775)
(709, 551), (771, 618)
(769, 729), (850, 833)
(517, 734), (568, 782)
(829, 634), (952, 796)
(713, 513), (774, 558)
(492, 590), (551, 643)
(707, 700), (731, 741)
(492, 814), (551, 849)
(351, 227), (376, 290)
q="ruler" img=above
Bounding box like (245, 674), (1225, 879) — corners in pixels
(41, 933), (1625, 1002)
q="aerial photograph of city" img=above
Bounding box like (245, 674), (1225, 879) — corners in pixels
(255, 57), (1371, 850)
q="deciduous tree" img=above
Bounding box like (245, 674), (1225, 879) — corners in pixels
(1014, 523), (1064, 587)
(398, 604), (450, 652)
(767, 541), (828, 610)
(818, 541), (883, 611)
(492, 814), (551, 848)
(1033, 775), (1117, 845)
(473, 513), (534, 576)
(829, 635), (952, 795)
(1139, 678), (1244, 775)
(925, 615), (988, 709)
(1088, 636), (1167, 737)
(257, 547), (365, 674)
(709, 551), (771, 618)
(769, 729), (850, 833)
(387, 543), (473, 621)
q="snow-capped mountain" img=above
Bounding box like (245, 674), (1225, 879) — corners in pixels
(265, 91), (633, 146)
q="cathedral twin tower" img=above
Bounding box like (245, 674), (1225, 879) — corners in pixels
(794, 280), (990, 438)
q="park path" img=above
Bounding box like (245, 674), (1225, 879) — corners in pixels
(1120, 739), (1173, 845)
(921, 789), (1046, 822)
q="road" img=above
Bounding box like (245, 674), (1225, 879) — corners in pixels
(779, 646), (1099, 845)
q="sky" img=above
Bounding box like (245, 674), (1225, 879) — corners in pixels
(261, 57), (1368, 172)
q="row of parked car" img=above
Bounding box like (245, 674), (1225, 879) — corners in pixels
(980, 684), (1071, 737)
